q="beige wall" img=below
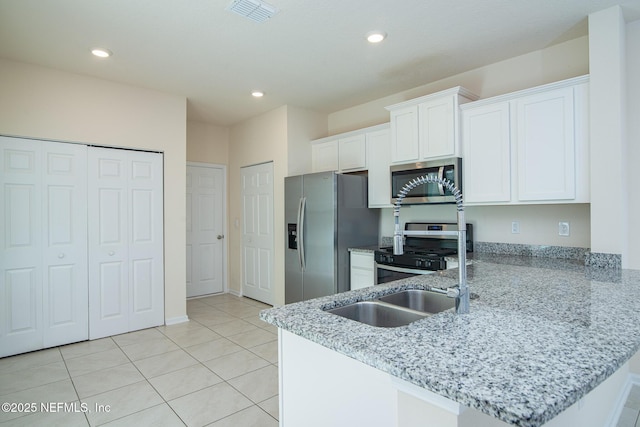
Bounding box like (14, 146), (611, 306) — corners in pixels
(380, 204), (591, 248)
(0, 58), (188, 322)
(187, 120), (229, 164)
(227, 105), (326, 305)
(589, 7), (627, 260)
(626, 19), (640, 269)
(286, 106), (327, 176)
(228, 106), (288, 303)
(328, 37), (589, 135)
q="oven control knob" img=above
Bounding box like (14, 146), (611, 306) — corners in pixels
(415, 260), (422, 267)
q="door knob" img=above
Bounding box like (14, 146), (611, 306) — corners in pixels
(217, 235), (224, 240)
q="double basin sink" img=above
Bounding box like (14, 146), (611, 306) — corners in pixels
(325, 289), (456, 328)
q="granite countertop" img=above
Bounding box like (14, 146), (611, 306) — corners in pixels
(260, 253), (640, 427)
(348, 246), (378, 253)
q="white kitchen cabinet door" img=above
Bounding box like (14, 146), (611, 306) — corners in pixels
(311, 140), (338, 172)
(350, 251), (375, 290)
(88, 147), (163, 339)
(462, 102), (512, 204)
(42, 141), (88, 348)
(338, 134), (366, 172)
(366, 127), (392, 208)
(419, 95), (455, 159)
(0, 136), (88, 357)
(390, 105), (419, 164)
(516, 87), (575, 201)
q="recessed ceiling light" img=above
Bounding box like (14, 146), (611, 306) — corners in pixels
(91, 48), (112, 58)
(252, 91), (264, 98)
(366, 31), (387, 43)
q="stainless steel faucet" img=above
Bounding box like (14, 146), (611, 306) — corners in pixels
(392, 176), (469, 314)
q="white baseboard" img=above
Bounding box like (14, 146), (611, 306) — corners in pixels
(165, 315), (189, 326)
(229, 289), (242, 297)
(605, 372), (640, 427)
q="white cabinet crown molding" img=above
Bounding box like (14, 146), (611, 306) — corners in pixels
(311, 122), (390, 146)
(384, 86), (479, 112)
(460, 75), (589, 110)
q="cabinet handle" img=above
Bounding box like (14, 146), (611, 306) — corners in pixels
(58, 253), (65, 259)
(108, 251), (115, 256)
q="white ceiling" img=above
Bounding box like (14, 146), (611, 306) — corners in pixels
(1, 0), (639, 126)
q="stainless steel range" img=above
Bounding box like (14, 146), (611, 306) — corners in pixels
(374, 222), (473, 284)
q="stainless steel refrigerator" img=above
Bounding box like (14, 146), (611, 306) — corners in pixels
(285, 172), (379, 304)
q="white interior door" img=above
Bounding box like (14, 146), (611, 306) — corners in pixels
(186, 164), (225, 298)
(88, 147), (164, 339)
(0, 136), (88, 357)
(127, 150), (164, 331)
(88, 148), (129, 339)
(42, 140), (88, 347)
(0, 137), (44, 356)
(241, 162), (274, 305)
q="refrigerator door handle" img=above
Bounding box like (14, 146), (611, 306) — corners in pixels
(297, 197), (305, 271)
(298, 197), (307, 271)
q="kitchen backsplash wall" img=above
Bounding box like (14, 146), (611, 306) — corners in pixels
(379, 203), (590, 249)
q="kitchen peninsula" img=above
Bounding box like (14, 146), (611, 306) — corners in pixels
(260, 254), (640, 427)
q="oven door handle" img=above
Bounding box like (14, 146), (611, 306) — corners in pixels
(375, 263), (434, 275)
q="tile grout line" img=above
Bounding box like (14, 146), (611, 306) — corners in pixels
(1, 295), (277, 426)
(151, 301), (278, 424)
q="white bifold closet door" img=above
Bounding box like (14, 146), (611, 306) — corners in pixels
(88, 147), (164, 340)
(0, 136), (88, 358)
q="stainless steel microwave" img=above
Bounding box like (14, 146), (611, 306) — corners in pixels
(390, 158), (462, 205)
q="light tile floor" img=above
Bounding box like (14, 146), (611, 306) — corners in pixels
(0, 294), (278, 427)
(617, 385), (640, 427)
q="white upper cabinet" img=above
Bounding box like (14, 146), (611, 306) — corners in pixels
(461, 102), (512, 204)
(389, 106), (419, 163)
(311, 140), (339, 173)
(419, 95), (456, 159)
(461, 75), (590, 205)
(311, 134), (367, 173)
(310, 123), (391, 208)
(386, 87), (478, 164)
(366, 126), (392, 208)
(516, 87), (575, 201)
(338, 133), (367, 172)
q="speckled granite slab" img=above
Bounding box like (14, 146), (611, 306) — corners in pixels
(260, 254), (640, 427)
(474, 241), (589, 260)
(585, 252), (622, 269)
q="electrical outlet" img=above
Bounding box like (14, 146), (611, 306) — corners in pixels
(511, 221), (520, 234)
(559, 221), (570, 236)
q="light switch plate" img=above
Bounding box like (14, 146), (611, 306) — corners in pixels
(511, 221), (520, 234)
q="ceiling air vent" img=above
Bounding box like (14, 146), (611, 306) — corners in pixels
(227, 0), (278, 23)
